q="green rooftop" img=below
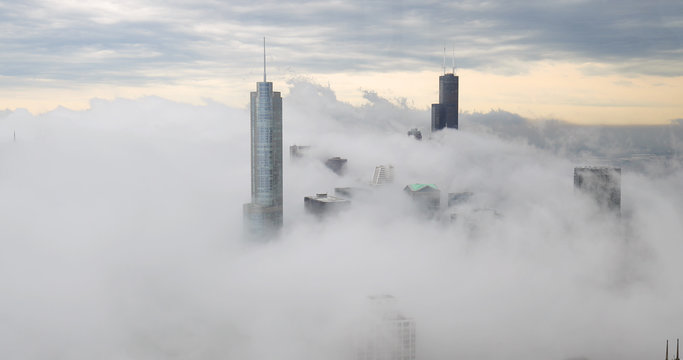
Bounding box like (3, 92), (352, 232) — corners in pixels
(406, 183), (438, 192)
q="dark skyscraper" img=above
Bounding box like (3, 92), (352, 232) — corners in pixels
(574, 166), (621, 215)
(431, 72), (459, 131)
(243, 39), (283, 237)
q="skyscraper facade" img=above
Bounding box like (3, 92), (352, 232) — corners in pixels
(243, 40), (283, 237)
(431, 73), (459, 131)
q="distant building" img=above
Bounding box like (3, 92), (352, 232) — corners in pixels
(289, 145), (310, 159)
(404, 183), (440, 214)
(355, 295), (416, 360)
(335, 187), (371, 199)
(243, 39), (283, 237)
(304, 193), (350, 216)
(431, 72), (459, 131)
(447, 191), (473, 207)
(372, 165), (395, 185)
(574, 166), (621, 215)
(407, 128), (422, 140)
(325, 157), (348, 175)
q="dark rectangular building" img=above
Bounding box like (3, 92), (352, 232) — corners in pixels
(431, 73), (459, 131)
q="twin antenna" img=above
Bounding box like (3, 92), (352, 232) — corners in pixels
(263, 37), (266, 82)
(442, 46), (456, 75)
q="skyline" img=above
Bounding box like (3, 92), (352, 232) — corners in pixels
(2, 0), (683, 125)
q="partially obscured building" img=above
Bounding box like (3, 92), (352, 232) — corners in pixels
(335, 187), (371, 199)
(574, 166), (621, 215)
(407, 128), (422, 140)
(243, 39), (283, 237)
(404, 183), (440, 215)
(355, 295), (416, 360)
(304, 193), (350, 216)
(448, 191), (473, 207)
(431, 72), (459, 131)
(325, 157), (348, 175)
(289, 145), (310, 160)
(372, 165), (395, 185)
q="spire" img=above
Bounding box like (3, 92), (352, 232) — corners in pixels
(676, 338), (680, 360)
(263, 37), (266, 82)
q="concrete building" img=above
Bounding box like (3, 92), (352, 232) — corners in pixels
(243, 39), (283, 237)
(372, 165), (395, 185)
(404, 183), (440, 215)
(574, 166), (621, 215)
(304, 193), (350, 216)
(355, 295), (416, 360)
(431, 72), (459, 131)
(325, 156), (348, 175)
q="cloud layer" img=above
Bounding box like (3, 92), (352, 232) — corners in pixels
(0, 81), (682, 359)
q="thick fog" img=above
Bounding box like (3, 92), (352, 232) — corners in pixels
(1, 81), (682, 360)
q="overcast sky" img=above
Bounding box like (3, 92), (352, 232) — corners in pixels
(1, 0), (683, 123)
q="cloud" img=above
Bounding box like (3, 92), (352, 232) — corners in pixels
(2, 0), (682, 92)
(0, 80), (682, 359)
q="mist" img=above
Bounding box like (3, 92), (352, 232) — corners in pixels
(1, 80), (682, 360)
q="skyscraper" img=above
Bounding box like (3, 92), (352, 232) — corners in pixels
(574, 166), (621, 215)
(243, 38), (283, 237)
(355, 295), (416, 360)
(431, 69), (459, 131)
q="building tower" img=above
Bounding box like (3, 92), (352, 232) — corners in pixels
(431, 50), (459, 131)
(355, 295), (416, 360)
(243, 38), (283, 237)
(573, 166), (621, 216)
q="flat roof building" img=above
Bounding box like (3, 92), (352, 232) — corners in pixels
(431, 72), (459, 131)
(304, 193), (351, 216)
(325, 157), (348, 175)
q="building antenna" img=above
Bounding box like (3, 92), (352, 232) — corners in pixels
(676, 339), (680, 360)
(452, 45), (456, 74)
(667, 340), (670, 360)
(442, 47), (446, 74)
(13, 130), (16, 142)
(263, 37), (266, 82)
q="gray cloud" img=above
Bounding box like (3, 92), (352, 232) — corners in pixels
(1, 0), (682, 91)
(0, 80), (682, 359)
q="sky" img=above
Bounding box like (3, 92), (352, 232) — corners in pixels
(1, 81), (682, 359)
(1, 0), (683, 124)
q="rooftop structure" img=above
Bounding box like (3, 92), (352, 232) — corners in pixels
(325, 156), (348, 175)
(404, 183), (441, 215)
(304, 193), (351, 216)
(574, 166), (621, 215)
(243, 38), (283, 237)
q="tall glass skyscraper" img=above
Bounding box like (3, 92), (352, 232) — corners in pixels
(243, 40), (283, 237)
